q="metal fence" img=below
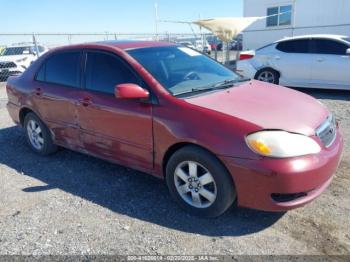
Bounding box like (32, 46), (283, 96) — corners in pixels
(0, 33), (238, 82)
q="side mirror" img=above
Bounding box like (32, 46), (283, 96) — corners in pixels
(346, 48), (350, 55)
(115, 83), (149, 100)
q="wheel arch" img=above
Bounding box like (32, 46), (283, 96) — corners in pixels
(19, 107), (35, 127)
(162, 142), (236, 187)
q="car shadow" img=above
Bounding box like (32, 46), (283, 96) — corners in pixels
(0, 125), (284, 237)
(288, 87), (350, 101)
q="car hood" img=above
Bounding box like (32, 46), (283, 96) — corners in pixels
(0, 55), (30, 62)
(185, 80), (328, 136)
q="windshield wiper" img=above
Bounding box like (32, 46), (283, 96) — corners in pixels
(172, 87), (217, 97)
(212, 79), (237, 89)
(172, 78), (249, 97)
(173, 80), (236, 97)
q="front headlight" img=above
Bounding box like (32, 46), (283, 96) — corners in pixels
(246, 131), (321, 158)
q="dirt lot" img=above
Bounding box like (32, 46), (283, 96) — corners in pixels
(0, 82), (349, 256)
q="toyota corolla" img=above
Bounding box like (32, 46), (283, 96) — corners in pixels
(6, 41), (343, 217)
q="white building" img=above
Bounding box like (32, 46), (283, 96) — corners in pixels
(243, 0), (350, 50)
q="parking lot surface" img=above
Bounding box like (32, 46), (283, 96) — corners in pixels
(0, 82), (349, 255)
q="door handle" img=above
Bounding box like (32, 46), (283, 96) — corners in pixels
(35, 87), (42, 96)
(274, 56), (281, 60)
(79, 97), (91, 107)
(317, 58), (325, 62)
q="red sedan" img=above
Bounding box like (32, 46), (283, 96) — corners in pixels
(6, 41), (343, 217)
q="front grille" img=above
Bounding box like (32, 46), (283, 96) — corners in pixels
(0, 62), (16, 69)
(316, 114), (337, 148)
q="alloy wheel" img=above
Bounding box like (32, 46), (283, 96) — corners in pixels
(257, 71), (275, 83)
(26, 119), (44, 150)
(174, 161), (217, 209)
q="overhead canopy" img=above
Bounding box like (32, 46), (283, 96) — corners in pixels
(193, 17), (261, 42)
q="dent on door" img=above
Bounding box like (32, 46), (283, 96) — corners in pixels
(77, 92), (154, 172)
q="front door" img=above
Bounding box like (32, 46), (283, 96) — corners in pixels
(77, 50), (153, 171)
(310, 39), (350, 89)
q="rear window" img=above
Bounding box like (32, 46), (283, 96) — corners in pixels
(36, 51), (81, 88)
(311, 39), (349, 55)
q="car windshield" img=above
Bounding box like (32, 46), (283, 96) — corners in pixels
(128, 46), (242, 96)
(2, 47), (32, 56)
(342, 37), (350, 44)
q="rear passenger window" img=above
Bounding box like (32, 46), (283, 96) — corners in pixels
(311, 39), (348, 55)
(85, 52), (140, 94)
(39, 52), (81, 88)
(276, 40), (310, 53)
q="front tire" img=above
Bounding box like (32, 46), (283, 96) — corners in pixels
(24, 112), (58, 155)
(166, 146), (236, 217)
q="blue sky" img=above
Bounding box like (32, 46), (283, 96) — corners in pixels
(2, 0), (243, 33)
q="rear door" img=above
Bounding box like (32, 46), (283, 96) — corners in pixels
(77, 50), (153, 171)
(310, 38), (350, 88)
(33, 51), (82, 148)
(271, 39), (313, 87)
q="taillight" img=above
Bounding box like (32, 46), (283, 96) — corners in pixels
(239, 54), (254, 60)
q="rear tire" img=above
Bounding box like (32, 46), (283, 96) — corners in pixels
(166, 146), (236, 217)
(255, 68), (280, 84)
(24, 112), (58, 155)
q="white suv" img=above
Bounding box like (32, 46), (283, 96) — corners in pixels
(0, 44), (48, 81)
(237, 34), (350, 90)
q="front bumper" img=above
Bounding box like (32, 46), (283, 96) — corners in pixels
(220, 129), (344, 212)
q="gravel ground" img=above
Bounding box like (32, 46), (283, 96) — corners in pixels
(0, 82), (349, 256)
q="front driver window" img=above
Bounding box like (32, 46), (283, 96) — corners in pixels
(85, 51), (140, 94)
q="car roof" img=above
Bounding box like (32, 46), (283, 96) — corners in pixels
(70, 40), (177, 50)
(277, 34), (348, 43)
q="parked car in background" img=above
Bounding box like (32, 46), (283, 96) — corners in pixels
(237, 35), (350, 90)
(178, 40), (211, 55)
(0, 44), (48, 81)
(216, 40), (242, 51)
(178, 41), (196, 50)
(194, 39), (212, 54)
(230, 39), (243, 51)
(6, 41), (343, 217)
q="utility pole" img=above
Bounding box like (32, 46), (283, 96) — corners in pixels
(32, 34), (40, 57)
(199, 13), (205, 53)
(154, 0), (159, 40)
(292, 0), (296, 37)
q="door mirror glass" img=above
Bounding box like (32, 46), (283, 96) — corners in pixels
(115, 83), (149, 99)
(346, 48), (350, 55)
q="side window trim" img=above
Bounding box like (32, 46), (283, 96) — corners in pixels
(34, 50), (84, 89)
